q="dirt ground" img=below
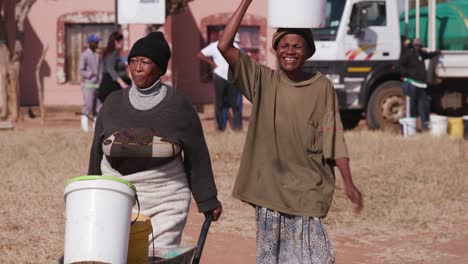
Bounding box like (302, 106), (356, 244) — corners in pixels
(182, 202), (468, 264)
(3, 104), (468, 264)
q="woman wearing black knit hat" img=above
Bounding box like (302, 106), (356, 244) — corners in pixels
(88, 31), (222, 250)
(218, 1), (363, 263)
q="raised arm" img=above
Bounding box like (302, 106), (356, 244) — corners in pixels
(422, 49), (441, 59)
(197, 52), (217, 70)
(217, 0), (252, 68)
(398, 51), (409, 76)
(79, 54), (93, 79)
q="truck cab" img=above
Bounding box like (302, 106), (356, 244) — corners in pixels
(306, 0), (468, 131)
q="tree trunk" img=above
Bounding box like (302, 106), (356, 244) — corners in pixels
(0, 44), (8, 119)
(8, 48), (20, 121)
(35, 45), (47, 124)
(166, 0), (194, 16)
(0, 0), (8, 119)
(5, 0), (36, 121)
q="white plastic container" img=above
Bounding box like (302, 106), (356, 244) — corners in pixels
(430, 114), (448, 137)
(63, 176), (136, 264)
(399, 117), (417, 137)
(268, 0), (326, 28)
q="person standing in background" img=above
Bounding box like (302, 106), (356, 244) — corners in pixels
(197, 32), (243, 131)
(79, 34), (102, 132)
(98, 31), (131, 103)
(399, 38), (440, 131)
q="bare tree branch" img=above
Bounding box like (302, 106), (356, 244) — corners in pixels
(0, 44), (8, 119)
(0, 0), (9, 119)
(166, 0), (194, 16)
(146, 0), (194, 34)
(15, 0), (36, 32)
(12, 0), (35, 63)
(3, 0), (37, 121)
(35, 45), (48, 124)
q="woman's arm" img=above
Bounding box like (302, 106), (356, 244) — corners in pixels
(398, 51), (409, 76)
(79, 54), (93, 79)
(335, 158), (363, 213)
(196, 52), (217, 70)
(183, 110), (222, 220)
(104, 52), (119, 81)
(104, 52), (128, 88)
(422, 49), (441, 59)
(217, 0), (253, 68)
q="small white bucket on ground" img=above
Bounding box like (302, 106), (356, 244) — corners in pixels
(268, 0), (326, 28)
(399, 117), (417, 137)
(63, 176), (136, 264)
(430, 114), (448, 137)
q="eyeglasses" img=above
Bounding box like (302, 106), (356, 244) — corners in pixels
(129, 58), (154, 67)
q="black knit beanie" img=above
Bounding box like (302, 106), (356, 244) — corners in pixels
(127, 31), (171, 75)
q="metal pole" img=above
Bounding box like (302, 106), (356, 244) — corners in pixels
(415, 0), (420, 39)
(405, 0), (409, 37)
(428, 0), (437, 51)
(115, 0), (119, 31)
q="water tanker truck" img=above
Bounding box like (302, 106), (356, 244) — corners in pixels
(306, 0), (468, 131)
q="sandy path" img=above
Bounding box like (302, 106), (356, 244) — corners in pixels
(10, 105), (468, 264)
(182, 203), (468, 264)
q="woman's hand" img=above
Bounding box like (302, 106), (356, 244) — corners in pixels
(210, 62), (218, 71)
(344, 182), (363, 214)
(205, 205), (223, 221)
(117, 77), (128, 89)
(212, 205), (222, 221)
(335, 157), (363, 214)
(218, 0), (253, 68)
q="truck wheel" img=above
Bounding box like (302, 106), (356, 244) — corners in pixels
(366, 81), (405, 132)
(340, 110), (362, 130)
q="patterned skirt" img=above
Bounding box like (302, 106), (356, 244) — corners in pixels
(256, 206), (334, 264)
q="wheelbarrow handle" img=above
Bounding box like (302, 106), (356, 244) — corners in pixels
(192, 214), (213, 264)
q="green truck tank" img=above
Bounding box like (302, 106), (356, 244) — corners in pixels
(400, 0), (468, 50)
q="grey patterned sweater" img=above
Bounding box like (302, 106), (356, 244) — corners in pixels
(88, 86), (220, 213)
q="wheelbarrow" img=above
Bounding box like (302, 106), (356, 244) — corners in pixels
(148, 214), (214, 264)
(57, 214), (213, 264)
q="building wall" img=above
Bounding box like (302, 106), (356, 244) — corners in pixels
(23, 0), (147, 106)
(170, 0), (275, 105)
(188, 0), (276, 67)
(21, 0), (275, 107)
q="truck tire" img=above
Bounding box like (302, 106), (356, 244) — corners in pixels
(366, 81), (405, 132)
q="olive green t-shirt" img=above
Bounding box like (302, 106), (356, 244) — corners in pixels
(228, 52), (348, 217)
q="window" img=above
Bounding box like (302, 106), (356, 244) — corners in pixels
(349, 1), (386, 35)
(365, 2), (386, 26)
(238, 26), (261, 62)
(202, 25), (261, 81)
(314, 0), (347, 41)
(65, 23), (115, 83)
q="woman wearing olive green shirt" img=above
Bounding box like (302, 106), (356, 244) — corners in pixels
(218, 1), (363, 263)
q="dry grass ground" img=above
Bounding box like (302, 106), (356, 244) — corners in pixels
(1, 118), (467, 263)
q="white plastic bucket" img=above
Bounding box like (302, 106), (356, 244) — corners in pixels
(268, 0), (326, 28)
(399, 117), (417, 137)
(430, 114), (448, 137)
(63, 176), (136, 264)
